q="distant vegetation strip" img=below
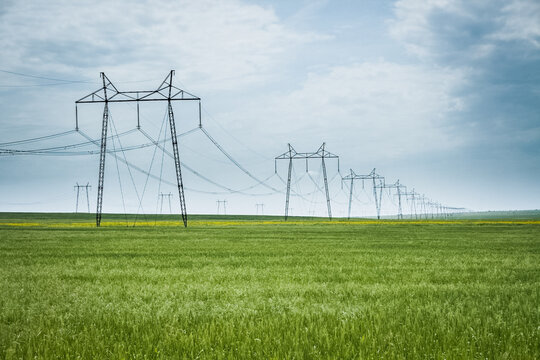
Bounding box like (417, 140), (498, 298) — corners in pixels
(2, 219), (540, 228)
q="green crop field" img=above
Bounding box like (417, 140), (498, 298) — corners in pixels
(0, 213), (538, 359)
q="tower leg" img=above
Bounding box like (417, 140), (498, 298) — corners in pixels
(85, 184), (90, 213)
(347, 176), (354, 220)
(372, 178), (380, 220)
(96, 103), (109, 227)
(75, 185), (80, 213)
(321, 157), (332, 220)
(378, 184), (383, 219)
(167, 101), (188, 227)
(397, 189), (402, 220)
(285, 157), (292, 220)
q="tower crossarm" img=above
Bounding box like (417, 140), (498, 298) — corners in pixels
(274, 143), (338, 161)
(342, 168), (384, 181)
(76, 72), (200, 104)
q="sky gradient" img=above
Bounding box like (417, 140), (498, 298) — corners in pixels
(1, 0), (539, 216)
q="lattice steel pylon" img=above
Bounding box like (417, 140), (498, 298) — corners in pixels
(216, 200), (228, 215)
(341, 168), (385, 220)
(74, 182), (91, 213)
(76, 71), (200, 227)
(376, 180), (407, 219)
(158, 192), (173, 214)
(402, 189), (420, 219)
(275, 143), (339, 220)
(393, 180), (407, 219)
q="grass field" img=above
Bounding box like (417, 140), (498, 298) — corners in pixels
(0, 213), (538, 359)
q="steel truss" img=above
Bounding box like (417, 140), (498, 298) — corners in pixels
(342, 168), (385, 220)
(402, 189), (420, 219)
(275, 143), (339, 220)
(74, 182), (91, 213)
(376, 180), (407, 219)
(76, 71), (200, 227)
(158, 192), (173, 214)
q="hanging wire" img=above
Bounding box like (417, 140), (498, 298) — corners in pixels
(108, 118), (129, 226)
(199, 104), (271, 161)
(307, 169), (325, 194)
(155, 110), (169, 225)
(0, 130), (77, 146)
(0, 128), (201, 156)
(81, 126), (281, 196)
(199, 127), (282, 193)
(139, 128), (280, 196)
(0, 69), (93, 84)
(1, 129), (137, 152)
(308, 163), (323, 214)
(108, 113), (147, 224)
(132, 108), (168, 226)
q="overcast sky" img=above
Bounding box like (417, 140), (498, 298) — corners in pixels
(0, 0), (539, 217)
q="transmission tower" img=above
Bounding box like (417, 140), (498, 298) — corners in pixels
(445, 206), (466, 217)
(255, 203), (265, 215)
(74, 182), (91, 213)
(158, 192), (173, 214)
(393, 180), (407, 219)
(275, 143), (339, 220)
(342, 168), (385, 220)
(419, 194), (428, 219)
(376, 180), (407, 219)
(402, 189), (420, 219)
(216, 200), (228, 215)
(427, 200), (442, 219)
(76, 71), (200, 227)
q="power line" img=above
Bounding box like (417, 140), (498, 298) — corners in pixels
(0, 69), (93, 83)
(200, 126), (283, 193)
(0, 130), (77, 146)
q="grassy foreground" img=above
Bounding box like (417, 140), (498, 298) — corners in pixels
(0, 214), (538, 359)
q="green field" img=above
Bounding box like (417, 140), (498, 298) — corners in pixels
(0, 213), (538, 359)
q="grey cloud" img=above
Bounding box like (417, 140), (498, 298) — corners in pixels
(390, 0), (540, 151)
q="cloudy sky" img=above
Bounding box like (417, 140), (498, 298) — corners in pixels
(0, 0), (539, 217)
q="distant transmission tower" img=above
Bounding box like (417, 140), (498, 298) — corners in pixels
(376, 180), (407, 219)
(390, 180), (407, 219)
(255, 203), (265, 215)
(427, 200), (440, 219)
(216, 200), (228, 215)
(158, 192), (173, 214)
(74, 182), (91, 213)
(275, 143), (339, 220)
(420, 194), (428, 219)
(342, 168), (385, 220)
(402, 189), (420, 219)
(75, 71), (201, 227)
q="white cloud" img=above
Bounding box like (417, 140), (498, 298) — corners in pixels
(388, 0), (540, 60)
(0, 0), (322, 90)
(388, 0), (461, 58)
(232, 61), (466, 159)
(491, 0), (540, 47)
